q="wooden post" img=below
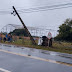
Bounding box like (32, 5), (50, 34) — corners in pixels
(12, 6), (36, 45)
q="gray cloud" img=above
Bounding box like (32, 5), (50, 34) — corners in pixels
(0, 0), (72, 36)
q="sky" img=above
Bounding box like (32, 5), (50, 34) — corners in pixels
(0, 0), (72, 37)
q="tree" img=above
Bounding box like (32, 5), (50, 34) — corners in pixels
(55, 18), (72, 41)
(10, 29), (29, 37)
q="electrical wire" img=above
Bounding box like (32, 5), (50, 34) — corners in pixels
(17, 5), (72, 14)
(17, 2), (72, 10)
(0, 2), (72, 15)
(0, 3), (72, 13)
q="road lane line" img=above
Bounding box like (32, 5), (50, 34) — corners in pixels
(0, 49), (72, 67)
(0, 68), (11, 72)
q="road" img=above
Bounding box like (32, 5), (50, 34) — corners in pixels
(0, 43), (72, 72)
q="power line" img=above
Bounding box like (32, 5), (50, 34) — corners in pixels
(16, 2), (72, 13)
(0, 10), (12, 15)
(18, 6), (72, 13)
(17, 2), (72, 10)
(17, 5), (72, 14)
(0, 8), (12, 15)
(0, 2), (72, 15)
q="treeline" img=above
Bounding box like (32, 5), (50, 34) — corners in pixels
(55, 18), (72, 41)
(10, 29), (29, 37)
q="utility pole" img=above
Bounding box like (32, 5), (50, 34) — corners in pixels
(12, 6), (36, 45)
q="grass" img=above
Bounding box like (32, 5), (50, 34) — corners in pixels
(0, 39), (72, 54)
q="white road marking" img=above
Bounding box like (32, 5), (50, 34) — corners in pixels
(0, 49), (72, 67)
(0, 68), (11, 72)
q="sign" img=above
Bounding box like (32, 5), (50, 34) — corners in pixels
(47, 32), (52, 39)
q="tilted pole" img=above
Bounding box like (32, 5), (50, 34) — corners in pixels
(12, 6), (36, 45)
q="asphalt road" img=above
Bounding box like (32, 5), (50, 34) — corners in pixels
(0, 43), (72, 72)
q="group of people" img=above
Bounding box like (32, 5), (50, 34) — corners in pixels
(38, 36), (52, 47)
(0, 33), (12, 42)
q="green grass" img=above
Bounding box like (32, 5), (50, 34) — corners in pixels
(1, 39), (72, 54)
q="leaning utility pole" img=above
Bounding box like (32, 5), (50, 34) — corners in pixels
(12, 6), (36, 45)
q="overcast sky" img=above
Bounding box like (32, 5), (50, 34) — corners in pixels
(0, 0), (72, 36)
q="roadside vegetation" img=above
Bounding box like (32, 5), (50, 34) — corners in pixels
(1, 39), (72, 54)
(55, 18), (72, 41)
(1, 18), (72, 54)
